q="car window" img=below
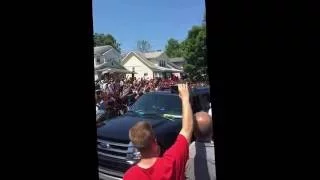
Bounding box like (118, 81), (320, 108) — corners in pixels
(191, 92), (211, 113)
(199, 93), (210, 112)
(191, 95), (202, 113)
(131, 94), (182, 116)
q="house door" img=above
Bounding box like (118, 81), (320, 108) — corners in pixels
(162, 72), (166, 78)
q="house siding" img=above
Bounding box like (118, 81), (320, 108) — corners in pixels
(122, 55), (154, 79)
(94, 48), (121, 66)
(149, 53), (170, 67)
(94, 47), (127, 80)
(102, 49), (121, 64)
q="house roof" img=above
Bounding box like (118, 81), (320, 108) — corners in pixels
(155, 65), (183, 73)
(121, 51), (182, 73)
(120, 52), (129, 60)
(94, 45), (113, 55)
(121, 52), (159, 71)
(96, 67), (132, 74)
(95, 60), (128, 71)
(169, 57), (185, 63)
(167, 61), (183, 70)
(142, 51), (164, 59)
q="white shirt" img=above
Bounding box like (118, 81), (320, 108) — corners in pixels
(102, 83), (107, 90)
(186, 141), (216, 180)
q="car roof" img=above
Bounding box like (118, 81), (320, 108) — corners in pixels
(146, 90), (178, 96)
(191, 87), (210, 95)
(146, 87), (210, 96)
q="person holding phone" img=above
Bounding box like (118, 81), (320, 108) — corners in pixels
(123, 83), (193, 180)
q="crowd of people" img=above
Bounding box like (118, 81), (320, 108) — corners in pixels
(95, 76), (215, 179)
(95, 76), (178, 121)
(95, 75), (209, 122)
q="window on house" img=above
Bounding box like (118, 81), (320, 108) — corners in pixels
(96, 56), (100, 63)
(159, 60), (165, 67)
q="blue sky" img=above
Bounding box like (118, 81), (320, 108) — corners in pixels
(93, 0), (205, 53)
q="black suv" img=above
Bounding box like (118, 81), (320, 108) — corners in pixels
(96, 87), (211, 180)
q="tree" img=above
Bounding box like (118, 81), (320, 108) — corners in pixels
(94, 33), (121, 52)
(137, 40), (151, 52)
(180, 25), (207, 82)
(165, 38), (183, 58)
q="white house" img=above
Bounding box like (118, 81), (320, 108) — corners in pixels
(121, 51), (183, 79)
(94, 45), (122, 66)
(94, 45), (131, 80)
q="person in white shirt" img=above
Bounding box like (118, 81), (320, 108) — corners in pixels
(102, 83), (107, 91)
(108, 84), (114, 94)
(208, 103), (212, 117)
(185, 112), (215, 180)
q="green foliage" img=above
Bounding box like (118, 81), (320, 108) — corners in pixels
(164, 23), (207, 82)
(180, 25), (207, 82)
(94, 33), (121, 52)
(165, 38), (183, 58)
(137, 40), (151, 52)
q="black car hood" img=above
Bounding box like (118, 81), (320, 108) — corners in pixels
(97, 114), (180, 142)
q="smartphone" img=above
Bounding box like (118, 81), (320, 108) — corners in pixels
(171, 85), (179, 94)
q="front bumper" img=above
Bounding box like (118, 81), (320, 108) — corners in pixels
(98, 155), (136, 180)
(99, 167), (123, 180)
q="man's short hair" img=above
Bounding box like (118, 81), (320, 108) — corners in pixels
(129, 121), (155, 152)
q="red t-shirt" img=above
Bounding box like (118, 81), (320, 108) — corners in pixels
(123, 134), (189, 180)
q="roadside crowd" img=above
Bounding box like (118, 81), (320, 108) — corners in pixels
(95, 76), (208, 122)
(95, 76), (179, 121)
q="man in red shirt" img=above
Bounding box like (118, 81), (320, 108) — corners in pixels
(123, 83), (193, 180)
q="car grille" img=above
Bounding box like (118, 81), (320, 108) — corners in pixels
(97, 139), (133, 174)
(97, 139), (129, 160)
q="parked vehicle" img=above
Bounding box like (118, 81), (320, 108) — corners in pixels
(96, 86), (211, 180)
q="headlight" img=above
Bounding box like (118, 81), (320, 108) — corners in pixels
(126, 141), (141, 161)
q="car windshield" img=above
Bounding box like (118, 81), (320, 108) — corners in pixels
(129, 94), (182, 118)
